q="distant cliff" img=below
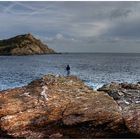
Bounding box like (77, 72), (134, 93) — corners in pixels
(0, 33), (55, 55)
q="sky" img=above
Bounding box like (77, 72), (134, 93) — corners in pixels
(0, 1), (140, 53)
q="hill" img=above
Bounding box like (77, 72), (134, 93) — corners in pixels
(0, 33), (55, 55)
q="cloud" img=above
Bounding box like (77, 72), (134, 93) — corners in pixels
(56, 33), (64, 40)
(110, 9), (132, 19)
(0, 1), (140, 52)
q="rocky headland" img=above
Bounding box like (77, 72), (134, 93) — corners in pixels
(0, 75), (139, 138)
(0, 33), (55, 55)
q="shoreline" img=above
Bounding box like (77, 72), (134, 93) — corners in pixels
(0, 76), (140, 92)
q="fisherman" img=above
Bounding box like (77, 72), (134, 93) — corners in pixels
(66, 65), (70, 76)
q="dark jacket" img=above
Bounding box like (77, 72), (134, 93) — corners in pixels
(66, 65), (70, 71)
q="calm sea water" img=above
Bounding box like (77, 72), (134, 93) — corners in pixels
(0, 53), (140, 91)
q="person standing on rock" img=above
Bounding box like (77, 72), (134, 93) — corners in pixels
(66, 65), (70, 76)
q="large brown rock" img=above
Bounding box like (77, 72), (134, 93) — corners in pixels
(123, 105), (140, 136)
(0, 75), (138, 138)
(0, 33), (55, 55)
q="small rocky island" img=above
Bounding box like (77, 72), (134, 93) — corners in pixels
(0, 33), (55, 55)
(0, 75), (139, 138)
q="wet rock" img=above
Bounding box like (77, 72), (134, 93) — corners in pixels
(98, 82), (140, 107)
(0, 75), (139, 138)
(98, 82), (123, 100)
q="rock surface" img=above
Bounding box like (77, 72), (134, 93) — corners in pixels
(98, 82), (140, 137)
(0, 33), (55, 55)
(0, 76), (139, 138)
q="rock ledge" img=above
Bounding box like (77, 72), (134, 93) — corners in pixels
(0, 75), (139, 138)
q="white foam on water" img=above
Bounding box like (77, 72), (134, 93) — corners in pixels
(85, 81), (104, 90)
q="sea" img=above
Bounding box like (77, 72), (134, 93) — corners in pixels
(0, 53), (140, 91)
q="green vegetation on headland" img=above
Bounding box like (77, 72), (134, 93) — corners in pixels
(0, 33), (55, 56)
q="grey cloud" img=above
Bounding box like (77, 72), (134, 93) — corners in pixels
(0, 1), (140, 52)
(110, 9), (132, 19)
(105, 17), (140, 40)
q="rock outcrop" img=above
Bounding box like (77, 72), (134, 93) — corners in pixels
(0, 76), (139, 138)
(98, 82), (140, 108)
(98, 82), (140, 137)
(0, 33), (55, 55)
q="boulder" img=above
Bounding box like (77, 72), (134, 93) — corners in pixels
(123, 105), (140, 137)
(98, 82), (140, 137)
(98, 82), (140, 106)
(0, 75), (139, 138)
